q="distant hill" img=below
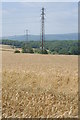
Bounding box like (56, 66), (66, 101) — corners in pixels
(1, 33), (78, 41)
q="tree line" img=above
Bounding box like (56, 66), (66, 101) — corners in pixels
(0, 39), (79, 55)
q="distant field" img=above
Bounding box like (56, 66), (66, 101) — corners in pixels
(0, 45), (21, 52)
(2, 45), (78, 118)
(0, 45), (13, 52)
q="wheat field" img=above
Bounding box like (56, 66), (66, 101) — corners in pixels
(2, 46), (78, 118)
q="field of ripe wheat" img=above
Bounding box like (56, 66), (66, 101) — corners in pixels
(2, 46), (78, 118)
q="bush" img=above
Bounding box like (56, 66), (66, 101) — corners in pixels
(29, 48), (34, 53)
(34, 49), (48, 54)
(42, 49), (48, 54)
(34, 49), (41, 54)
(14, 50), (20, 53)
(27, 48), (34, 53)
(52, 51), (58, 54)
(22, 47), (27, 53)
(22, 47), (34, 54)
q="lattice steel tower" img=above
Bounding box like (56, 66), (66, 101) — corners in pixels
(41, 7), (45, 53)
(26, 29), (28, 42)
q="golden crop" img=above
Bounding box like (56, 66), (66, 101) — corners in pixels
(2, 47), (78, 118)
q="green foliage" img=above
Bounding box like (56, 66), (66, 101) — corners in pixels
(1, 39), (79, 55)
(22, 45), (34, 53)
(14, 50), (20, 53)
(69, 46), (78, 55)
(34, 49), (48, 54)
(34, 49), (41, 53)
(52, 51), (58, 54)
(27, 48), (34, 53)
(42, 49), (48, 54)
(22, 47), (27, 53)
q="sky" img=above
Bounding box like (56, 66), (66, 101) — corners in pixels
(1, 0), (79, 2)
(2, 2), (78, 36)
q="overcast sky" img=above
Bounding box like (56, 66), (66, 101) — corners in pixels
(2, 2), (78, 36)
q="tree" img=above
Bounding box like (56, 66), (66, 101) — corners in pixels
(22, 45), (34, 53)
(14, 50), (20, 53)
(42, 49), (48, 54)
(22, 47), (27, 53)
(70, 46), (78, 55)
